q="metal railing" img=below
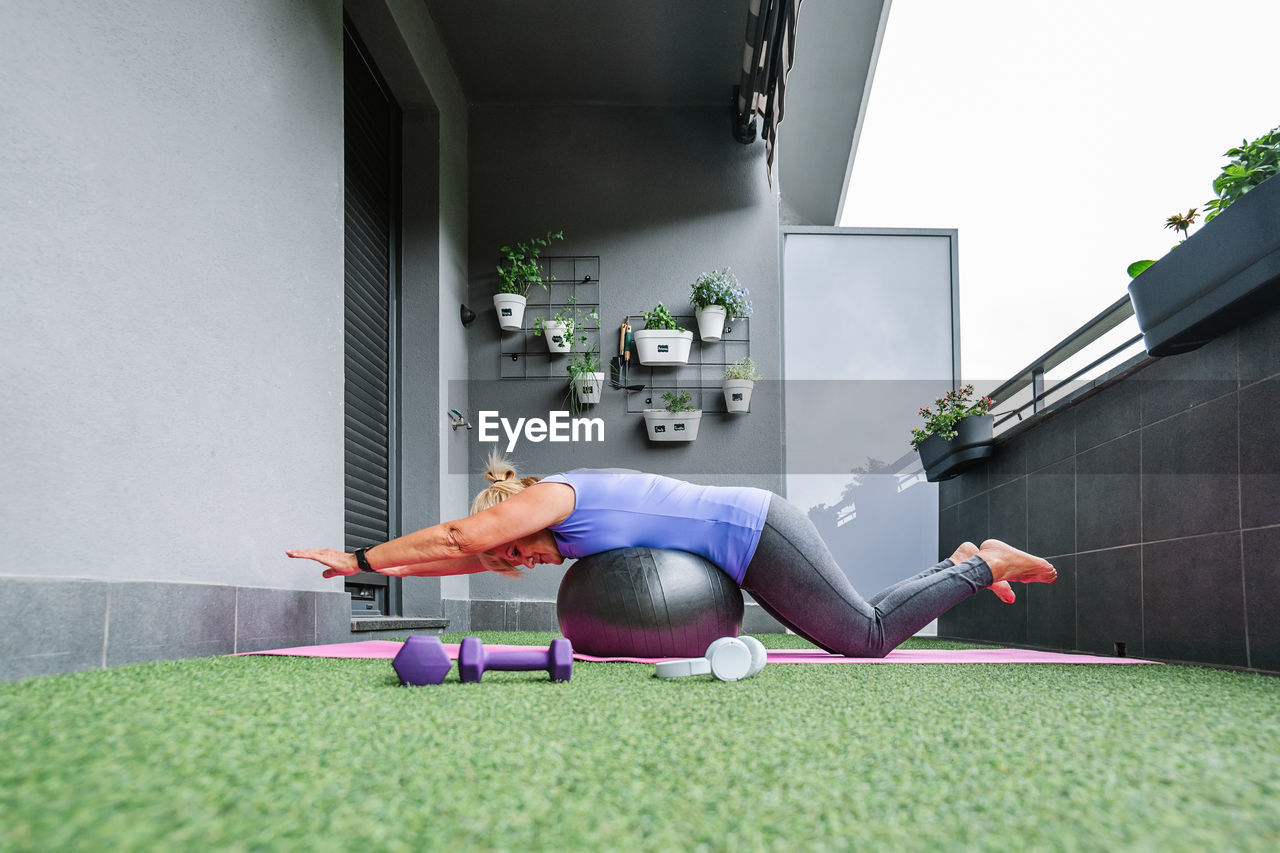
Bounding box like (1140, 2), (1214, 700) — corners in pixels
(986, 295), (1146, 431)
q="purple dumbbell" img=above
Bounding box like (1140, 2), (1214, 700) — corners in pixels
(457, 637), (573, 683)
(392, 635), (453, 685)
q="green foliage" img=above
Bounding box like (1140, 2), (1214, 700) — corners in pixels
(1204, 126), (1280, 223)
(1127, 259), (1156, 279)
(1163, 207), (1199, 241)
(723, 356), (762, 382)
(909, 384), (994, 449)
(642, 302), (684, 332)
(496, 230), (564, 295)
(661, 390), (695, 412)
(533, 296), (598, 349)
(566, 348), (600, 377)
(689, 267), (753, 318)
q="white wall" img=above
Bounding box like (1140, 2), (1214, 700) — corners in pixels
(1, 0), (346, 591)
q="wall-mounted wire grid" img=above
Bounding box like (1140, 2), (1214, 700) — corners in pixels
(620, 314), (751, 414)
(499, 256), (601, 379)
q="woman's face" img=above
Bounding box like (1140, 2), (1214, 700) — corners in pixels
(489, 529), (564, 570)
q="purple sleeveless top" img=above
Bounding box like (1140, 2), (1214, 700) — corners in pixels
(540, 469), (772, 584)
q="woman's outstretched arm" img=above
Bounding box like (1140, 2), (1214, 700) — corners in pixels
(286, 481), (574, 578)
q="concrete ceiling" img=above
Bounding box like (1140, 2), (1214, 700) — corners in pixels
(422, 0), (889, 225)
(422, 0), (749, 106)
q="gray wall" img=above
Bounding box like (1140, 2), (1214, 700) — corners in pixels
(452, 104), (783, 622)
(0, 0), (471, 677)
(937, 302), (1280, 674)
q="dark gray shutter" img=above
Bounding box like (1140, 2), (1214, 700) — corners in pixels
(343, 23), (400, 613)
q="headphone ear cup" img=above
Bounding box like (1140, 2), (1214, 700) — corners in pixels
(704, 637), (752, 681)
(738, 635), (767, 677)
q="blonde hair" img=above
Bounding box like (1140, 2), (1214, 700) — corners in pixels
(471, 451), (542, 578)
(470, 450), (542, 514)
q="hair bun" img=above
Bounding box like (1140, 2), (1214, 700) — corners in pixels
(483, 450), (518, 483)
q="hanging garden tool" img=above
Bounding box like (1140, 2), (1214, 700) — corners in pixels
(610, 318), (644, 391)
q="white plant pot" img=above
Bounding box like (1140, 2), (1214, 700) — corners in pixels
(696, 306), (727, 341)
(643, 409), (702, 442)
(633, 329), (693, 365)
(722, 379), (754, 413)
(572, 372), (606, 404)
(493, 293), (526, 331)
(541, 320), (573, 353)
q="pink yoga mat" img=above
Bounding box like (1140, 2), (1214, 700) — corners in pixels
(239, 640), (1157, 665)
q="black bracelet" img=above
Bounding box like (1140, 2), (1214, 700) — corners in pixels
(354, 546), (377, 573)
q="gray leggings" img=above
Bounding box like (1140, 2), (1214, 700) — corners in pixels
(740, 495), (994, 657)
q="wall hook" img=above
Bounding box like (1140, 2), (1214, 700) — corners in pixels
(460, 304), (477, 327)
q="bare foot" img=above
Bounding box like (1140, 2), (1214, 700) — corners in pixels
(977, 539), (1058, 585)
(948, 541), (979, 564)
(989, 580), (1016, 603)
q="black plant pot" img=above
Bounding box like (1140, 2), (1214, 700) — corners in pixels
(916, 414), (995, 483)
(1128, 175), (1280, 357)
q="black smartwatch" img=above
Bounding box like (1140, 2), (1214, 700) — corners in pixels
(354, 547), (377, 573)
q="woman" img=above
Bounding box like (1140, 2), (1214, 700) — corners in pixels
(287, 453), (1056, 657)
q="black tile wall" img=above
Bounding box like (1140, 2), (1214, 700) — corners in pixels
(1076, 433), (1141, 551)
(1027, 458), (1075, 558)
(1239, 378), (1280, 529)
(1074, 547), (1143, 657)
(1141, 395), (1239, 541)
(937, 299), (1280, 672)
(1243, 526), (1280, 672)
(1142, 534), (1247, 667)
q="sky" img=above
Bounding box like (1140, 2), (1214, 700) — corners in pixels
(840, 0), (1280, 382)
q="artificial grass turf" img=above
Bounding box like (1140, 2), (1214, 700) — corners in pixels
(2, 633), (1278, 852)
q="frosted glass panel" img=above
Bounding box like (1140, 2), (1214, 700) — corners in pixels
(782, 230), (957, 603)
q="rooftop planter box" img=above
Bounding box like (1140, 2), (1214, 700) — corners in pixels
(916, 413), (994, 483)
(1128, 176), (1280, 357)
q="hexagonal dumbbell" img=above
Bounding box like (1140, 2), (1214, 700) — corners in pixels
(457, 637), (573, 683)
(392, 635), (453, 685)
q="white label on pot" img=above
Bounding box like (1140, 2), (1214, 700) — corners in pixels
(501, 308), (512, 317)
(657, 344), (669, 353)
(674, 423), (685, 431)
(731, 393), (744, 401)
(551, 335), (564, 344)
(654, 424), (666, 433)
(477, 411), (605, 451)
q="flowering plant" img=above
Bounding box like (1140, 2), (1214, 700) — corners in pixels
(909, 385), (995, 449)
(689, 267), (752, 318)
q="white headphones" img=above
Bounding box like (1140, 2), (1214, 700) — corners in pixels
(654, 636), (768, 682)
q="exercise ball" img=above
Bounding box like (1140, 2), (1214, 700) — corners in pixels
(556, 547), (744, 657)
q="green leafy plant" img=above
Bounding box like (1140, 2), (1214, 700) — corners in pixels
(1164, 208), (1199, 242)
(1203, 126), (1280, 223)
(723, 356), (762, 382)
(643, 302), (685, 332)
(565, 348), (603, 418)
(533, 296), (598, 349)
(689, 267), (753, 318)
(661, 390), (696, 413)
(496, 230), (564, 295)
(909, 385), (995, 450)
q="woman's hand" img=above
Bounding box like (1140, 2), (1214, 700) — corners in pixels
(286, 549), (360, 578)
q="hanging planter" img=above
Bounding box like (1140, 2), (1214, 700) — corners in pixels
(493, 293), (526, 332)
(643, 409), (702, 442)
(1127, 173), (1280, 357)
(910, 386), (996, 483)
(538, 320), (573, 353)
(633, 329), (693, 365)
(644, 390), (701, 442)
(721, 357), (761, 414)
(695, 306), (727, 341)
(634, 301), (693, 365)
(689, 266), (752, 343)
(572, 371), (606, 405)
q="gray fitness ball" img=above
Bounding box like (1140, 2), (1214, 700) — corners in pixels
(556, 547), (744, 657)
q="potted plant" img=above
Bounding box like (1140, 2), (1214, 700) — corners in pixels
(633, 302), (694, 365)
(1127, 127), (1280, 357)
(533, 296), (597, 355)
(722, 356), (761, 413)
(910, 385), (995, 482)
(494, 230), (564, 332)
(567, 348), (605, 414)
(689, 267), (752, 342)
(644, 390), (702, 442)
